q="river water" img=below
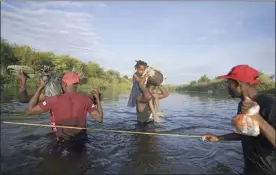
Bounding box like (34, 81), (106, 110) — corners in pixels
(1, 92), (244, 174)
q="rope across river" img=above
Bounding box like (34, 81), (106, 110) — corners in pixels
(2, 121), (202, 138)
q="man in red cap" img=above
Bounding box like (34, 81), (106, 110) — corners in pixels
(27, 72), (103, 150)
(202, 65), (275, 175)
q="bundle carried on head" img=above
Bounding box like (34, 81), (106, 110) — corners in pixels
(143, 67), (164, 87)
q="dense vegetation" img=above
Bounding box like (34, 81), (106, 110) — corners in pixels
(0, 39), (131, 93)
(174, 74), (275, 95)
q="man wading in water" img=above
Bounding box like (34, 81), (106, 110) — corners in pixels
(202, 65), (275, 175)
(18, 70), (63, 133)
(26, 72), (103, 151)
(134, 73), (169, 123)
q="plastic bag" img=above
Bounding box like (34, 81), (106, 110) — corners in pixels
(231, 98), (260, 136)
(142, 67), (164, 86)
(44, 79), (63, 98)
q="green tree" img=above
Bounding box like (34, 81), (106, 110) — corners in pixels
(198, 74), (210, 83)
(0, 39), (19, 66)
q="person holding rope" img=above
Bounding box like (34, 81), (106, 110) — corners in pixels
(26, 72), (103, 150)
(201, 65), (275, 175)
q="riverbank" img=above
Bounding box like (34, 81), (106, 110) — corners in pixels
(172, 74), (276, 95)
(1, 39), (131, 92)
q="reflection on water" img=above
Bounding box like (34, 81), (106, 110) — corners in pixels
(1, 91), (244, 174)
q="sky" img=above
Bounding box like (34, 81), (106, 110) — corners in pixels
(1, 1), (275, 85)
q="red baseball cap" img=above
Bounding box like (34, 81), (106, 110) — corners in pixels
(219, 65), (261, 85)
(62, 72), (80, 86)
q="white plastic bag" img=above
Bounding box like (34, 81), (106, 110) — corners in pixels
(232, 98), (260, 136)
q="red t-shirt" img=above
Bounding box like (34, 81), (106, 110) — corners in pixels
(40, 92), (96, 139)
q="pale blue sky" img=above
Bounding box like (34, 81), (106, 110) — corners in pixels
(1, 1), (275, 85)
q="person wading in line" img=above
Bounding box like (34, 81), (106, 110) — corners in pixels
(26, 72), (103, 151)
(134, 73), (169, 123)
(202, 65), (275, 175)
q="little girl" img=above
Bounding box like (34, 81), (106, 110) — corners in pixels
(127, 60), (148, 108)
(128, 61), (165, 122)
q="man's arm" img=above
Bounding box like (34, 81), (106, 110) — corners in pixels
(136, 80), (152, 103)
(156, 85), (169, 100)
(26, 84), (47, 115)
(217, 133), (242, 141)
(202, 132), (242, 142)
(88, 90), (103, 122)
(18, 71), (46, 103)
(258, 105), (276, 148)
(18, 71), (29, 103)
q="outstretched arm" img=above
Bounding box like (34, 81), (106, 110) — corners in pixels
(202, 132), (242, 142)
(18, 71), (45, 103)
(18, 71), (29, 103)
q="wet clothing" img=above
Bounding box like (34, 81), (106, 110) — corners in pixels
(45, 130), (87, 159)
(136, 103), (154, 123)
(127, 73), (142, 108)
(40, 92), (96, 140)
(50, 112), (57, 132)
(237, 94), (276, 175)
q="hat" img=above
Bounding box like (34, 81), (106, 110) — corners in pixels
(62, 72), (80, 86)
(219, 65), (260, 85)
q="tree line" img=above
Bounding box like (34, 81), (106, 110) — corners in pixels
(172, 73), (275, 95)
(0, 39), (131, 91)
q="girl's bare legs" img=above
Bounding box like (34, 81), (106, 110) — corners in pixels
(155, 97), (164, 117)
(149, 99), (162, 122)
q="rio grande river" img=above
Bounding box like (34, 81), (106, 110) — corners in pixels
(1, 92), (244, 174)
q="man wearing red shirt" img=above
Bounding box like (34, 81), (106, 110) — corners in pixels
(27, 72), (103, 144)
(18, 71), (61, 133)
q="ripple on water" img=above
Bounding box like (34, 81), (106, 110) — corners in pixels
(1, 93), (244, 174)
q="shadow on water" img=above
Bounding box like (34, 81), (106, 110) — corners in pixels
(1, 90), (244, 174)
(119, 123), (165, 174)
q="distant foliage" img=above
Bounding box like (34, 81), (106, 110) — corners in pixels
(1, 39), (131, 91)
(172, 73), (275, 95)
(197, 74), (211, 83)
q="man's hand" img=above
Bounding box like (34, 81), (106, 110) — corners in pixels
(202, 133), (221, 142)
(92, 89), (100, 99)
(152, 93), (159, 99)
(39, 80), (46, 90)
(241, 97), (262, 123)
(18, 71), (27, 82)
(242, 97), (256, 114)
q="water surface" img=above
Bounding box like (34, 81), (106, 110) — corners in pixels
(1, 92), (244, 174)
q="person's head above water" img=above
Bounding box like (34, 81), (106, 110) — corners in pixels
(61, 72), (80, 92)
(134, 60), (148, 76)
(219, 65), (260, 98)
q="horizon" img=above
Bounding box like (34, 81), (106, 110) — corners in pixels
(1, 1), (275, 85)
